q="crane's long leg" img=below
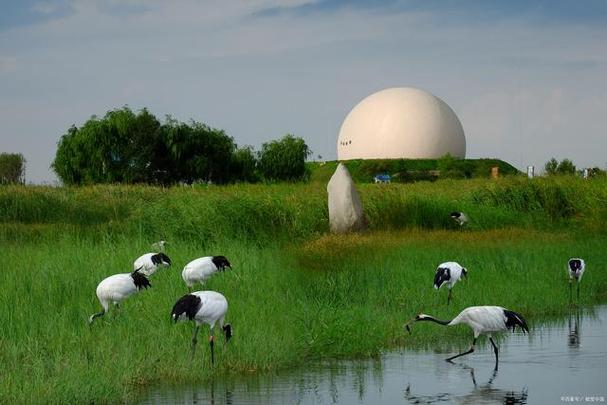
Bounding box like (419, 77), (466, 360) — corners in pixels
(489, 337), (499, 369)
(487, 367), (498, 385)
(446, 338), (476, 362)
(209, 332), (215, 365)
(191, 325), (200, 360)
(447, 289), (453, 305)
(569, 281), (573, 304)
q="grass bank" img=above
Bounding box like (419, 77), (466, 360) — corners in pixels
(307, 158), (520, 183)
(1, 176), (606, 243)
(1, 177), (606, 403)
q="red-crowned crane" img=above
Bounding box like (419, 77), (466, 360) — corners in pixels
(434, 261), (468, 304)
(182, 256), (232, 291)
(450, 211), (468, 227)
(568, 258), (586, 302)
(171, 291), (232, 364)
(405, 306), (529, 369)
(133, 252), (172, 277)
(88, 269), (151, 324)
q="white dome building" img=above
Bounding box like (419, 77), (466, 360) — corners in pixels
(337, 87), (466, 160)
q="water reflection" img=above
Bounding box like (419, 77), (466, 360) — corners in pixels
(568, 308), (581, 348)
(404, 366), (528, 404)
(142, 306), (607, 405)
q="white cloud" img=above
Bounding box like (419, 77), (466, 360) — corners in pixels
(1, 1), (606, 182)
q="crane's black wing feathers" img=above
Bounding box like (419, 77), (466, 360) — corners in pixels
(131, 270), (151, 290)
(151, 253), (172, 266)
(212, 255), (231, 270)
(171, 294), (202, 322)
(434, 267), (450, 288)
(503, 309), (529, 333)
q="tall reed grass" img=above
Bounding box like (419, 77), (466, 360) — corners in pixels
(1, 176), (605, 244)
(1, 177), (606, 402)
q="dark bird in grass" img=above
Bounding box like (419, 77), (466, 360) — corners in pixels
(450, 211), (468, 227)
(434, 261), (468, 304)
(171, 291), (232, 365)
(88, 268), (151, 324)
(405, 306), (529, 369)
(567, 258), (586, 302)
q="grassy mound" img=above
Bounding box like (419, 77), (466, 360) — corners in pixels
(308, 158), (520, 183)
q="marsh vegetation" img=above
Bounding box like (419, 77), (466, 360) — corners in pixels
(1, 177), (606, 403)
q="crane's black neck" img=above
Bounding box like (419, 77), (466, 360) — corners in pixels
(416, 315), (451, 326)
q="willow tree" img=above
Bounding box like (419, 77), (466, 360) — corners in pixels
(257, 134), (310, 181)
(0, 153), (26, 184)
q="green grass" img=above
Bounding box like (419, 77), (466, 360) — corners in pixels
(1, 177), (607, 403)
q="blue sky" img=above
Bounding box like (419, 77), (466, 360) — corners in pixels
(1, 0), (606, 183)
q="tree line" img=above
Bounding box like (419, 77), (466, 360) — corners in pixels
(544, 158), (605, 177)
(51, 107), (310, 185)
(0, 153), (26, 184)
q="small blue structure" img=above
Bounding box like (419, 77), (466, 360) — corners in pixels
(374, 174), (391, 184)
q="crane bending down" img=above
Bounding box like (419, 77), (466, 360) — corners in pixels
(434, 261), (468, 304)
(450, 211), (468, 227)
(171, 291), (232, 364)
(182, 256), (232, 291)
(405, 306), (529, 368)
(567, 258), (586, 302)
(133, 252), (172, 277)
(88, 269), (151, 324)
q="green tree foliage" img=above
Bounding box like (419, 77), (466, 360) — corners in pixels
(556, 159), (576, 175)
(544, 158), (576, 176)
(52, 107), (244, 185)
(52, 108), (163, 184)
(230, 146), (259, 183)
(257, 134), (311, 181)
(0, 153), (26, 184)
(162, 117), (236, 184)
(544, 158), (559, 175)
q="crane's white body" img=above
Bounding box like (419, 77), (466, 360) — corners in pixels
(133, 252), (171, 276)
(182, 257), (222, 288)
(451, 211), (468, 226)
(446, 306), (513, 338)
(89, 271), (151, 324)
(434, 261), (466, 290)
(174, 291), (228, 328)
(95, 273), (140, 311)
(568, 258), (586, 282)
(412, 305), (528, 366)
(171, 290), (232, 364)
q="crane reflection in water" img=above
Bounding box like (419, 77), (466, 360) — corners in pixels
(404, 365), (528, 404)
(568, 308), (581, 348)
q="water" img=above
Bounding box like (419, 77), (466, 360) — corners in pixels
(143, 306), (607, 404)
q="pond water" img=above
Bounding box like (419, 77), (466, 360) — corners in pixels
(142, 306), (607, 404)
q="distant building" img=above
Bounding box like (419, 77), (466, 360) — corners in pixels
(337, 87), (466, 160)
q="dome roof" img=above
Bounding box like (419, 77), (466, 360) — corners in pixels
(337, 87), (466, 160)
